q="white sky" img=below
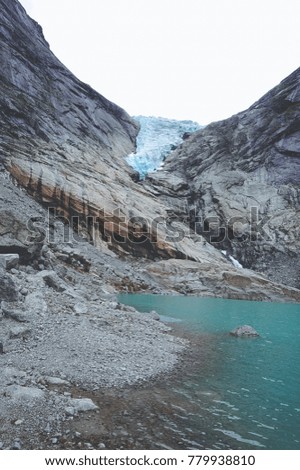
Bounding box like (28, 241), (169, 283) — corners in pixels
(19, 0), (300, 124)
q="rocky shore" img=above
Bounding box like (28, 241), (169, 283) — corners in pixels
(0, 253), (187, 450)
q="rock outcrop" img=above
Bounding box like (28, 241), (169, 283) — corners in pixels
(0, 0), (300, 302)
(230, 325), (260, 337)
(146, 68), (300, 289)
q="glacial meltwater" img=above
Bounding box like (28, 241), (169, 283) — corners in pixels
(118, 294), (300, 450)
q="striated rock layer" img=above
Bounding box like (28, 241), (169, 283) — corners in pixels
(0, 0), (299, 302)
(146, 68), (300, 289)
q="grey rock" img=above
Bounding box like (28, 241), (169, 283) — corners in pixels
(11, 441), (22, 450)
(146, 67), (300, 291)
(9, 326), (32, 339)
(39, 271), (67, 292)
(3, 308), (28, 323)
(2, 367), (27, 385)
(0, 254), (19, 270)
(44, 376), (70, 386)
(68, 398), (99, 413)
(24, 291), (47, 316)
(230, 325), (260, 337)
(14, 419), (24, 426)
(5, 385), (45, 401)
(0, 0), (299, 305)
(148, 310), (160, 321)
(65, 407), (75, 416)
(20, 288), (28, 296)
(0, 267), (18, 302)
(73, 303), (88, 315)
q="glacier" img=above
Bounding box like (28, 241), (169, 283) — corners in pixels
(125, 116), (201, 178)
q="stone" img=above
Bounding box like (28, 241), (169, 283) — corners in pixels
(44, 376), (70, 386)
(5, 385), (45, 401)
(14, 419), (24, 426)
(9, 326), (32, 339)
(11, 441), (22, 450)
(68, 398), (99, 413)
(39, 271), (67, 292)
(230, 325), (260, 337)
(2, 305), (28, 323)
(73, 303), (88, 315)
(24, 291), (48, 316)
(0, 254), (19, 270)
(148, 310), (160, 321)
(0, 268), (18, 302)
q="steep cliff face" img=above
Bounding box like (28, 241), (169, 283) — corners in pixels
(1, 0), (299, 302)
(0, 0), (141, 247)
(146, 68), (300, 288)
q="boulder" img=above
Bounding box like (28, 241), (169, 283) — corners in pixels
(0, 254), (19, 270)
(5, 385), (45, 401)
(230, 325), (260, 337)
(0, 267), (18, 302)
(68, 398), (98, 413)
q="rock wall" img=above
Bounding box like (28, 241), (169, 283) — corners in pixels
(146, 68), (300, 288)
(1, 0), (300, 302)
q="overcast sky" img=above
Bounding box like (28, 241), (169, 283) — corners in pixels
(19, 0), (300, 124)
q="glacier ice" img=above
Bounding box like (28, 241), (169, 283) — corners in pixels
(125, 116), (201, 178)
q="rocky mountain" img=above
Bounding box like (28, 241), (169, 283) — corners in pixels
(0, 0), (300, 450)
(146, 68), (300, 289)
(0, 0), (299, 309)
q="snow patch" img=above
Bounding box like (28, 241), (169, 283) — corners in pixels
(229, 255), (243, 269)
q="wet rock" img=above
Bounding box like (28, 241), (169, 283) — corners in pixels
(230, 325), (260, 337)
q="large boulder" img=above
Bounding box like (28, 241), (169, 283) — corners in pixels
(230, 325), (260, 337)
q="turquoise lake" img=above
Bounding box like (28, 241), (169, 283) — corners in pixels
(118, 294), (300, 450)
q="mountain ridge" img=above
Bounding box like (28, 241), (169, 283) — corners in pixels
(145, 67), (300, 288)
(0, 0), (299, 302)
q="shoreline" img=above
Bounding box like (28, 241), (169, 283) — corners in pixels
(0, 263), (189, 449)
